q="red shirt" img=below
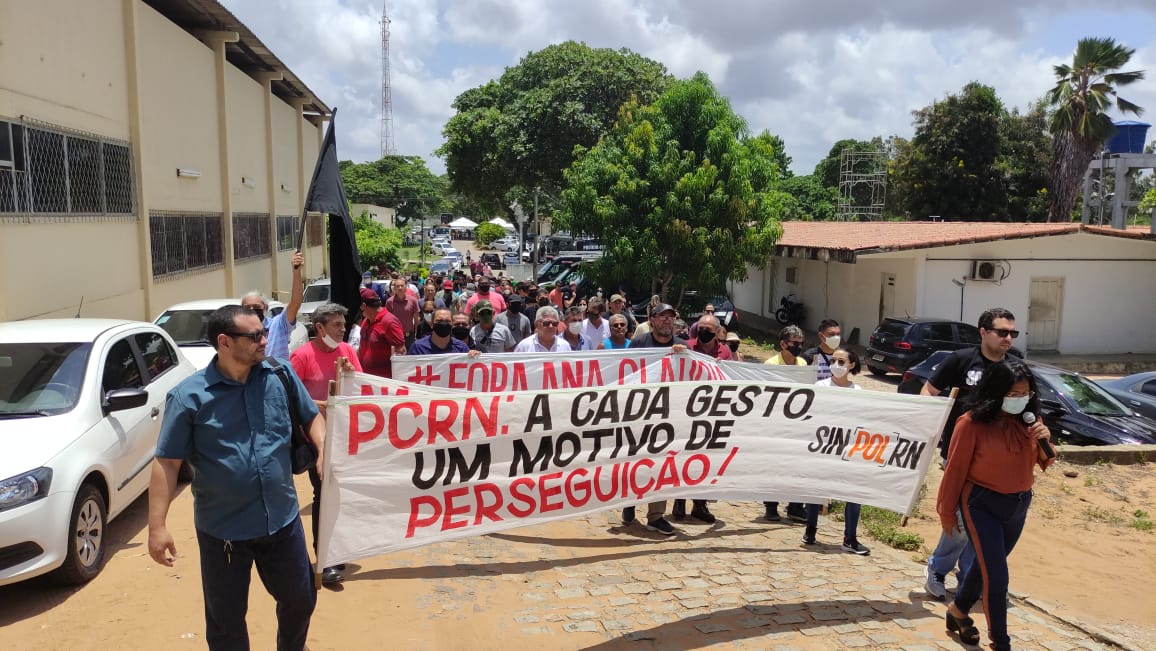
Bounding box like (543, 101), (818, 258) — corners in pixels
(689, 338), (733, 360)
(385, 294), (420, 336)
(290, 340), (362, 402)
(358, 309), (405, 378)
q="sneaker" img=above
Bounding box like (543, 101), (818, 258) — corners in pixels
(646, 517), (676, 535)
(841, 538), (870, 555)
(786, 504), (807, 523)
(763, 505), (781, 521)
(671, 499), (687, 519)
(802, 527), (817, 545)
(690, 505), (716, 524)
(925, 567), (947, 600)
(622, 506), (636, 524)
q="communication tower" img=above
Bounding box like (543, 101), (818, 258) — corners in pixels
(380, 3), (395, 157)
(836, 147), (887, 221)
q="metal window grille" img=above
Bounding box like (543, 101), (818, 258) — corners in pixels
(307, 212), (323, 247)
(232, 212), (271, 262)
(0, 116), (136, 217)
(150, 210), (224, 279)
(276, 215), (296, 251)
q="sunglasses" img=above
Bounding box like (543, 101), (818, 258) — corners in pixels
(611, 323), (627, 328)
(989, 328), (1020, 339)
(226, 329), (268, 342)
(539, 320), (559, 328)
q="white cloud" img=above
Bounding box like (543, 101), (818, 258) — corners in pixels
(220, 0), (1156, 178)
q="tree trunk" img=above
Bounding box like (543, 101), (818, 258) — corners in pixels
(1047, 132), (1098, 222)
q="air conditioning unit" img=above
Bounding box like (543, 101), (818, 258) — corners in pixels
(969, 259), (1005, 282)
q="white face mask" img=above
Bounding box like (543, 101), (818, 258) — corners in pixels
(568, 321), (583, 335)
(824, 335), (841, 350)
(321, 333), (341, 350)
(830, 363), (849, 378)
(1001, 395), (1030, 415)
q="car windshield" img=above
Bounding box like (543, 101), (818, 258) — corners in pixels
(302, 284), (330, 302)
(539, 260), (576, 283)
(155, 309), (214, 345)
(0, 342), (92, 417)
(1044, 372), (1131, 417)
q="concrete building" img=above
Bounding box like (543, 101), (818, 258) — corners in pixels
(729, 222), (1156, 355)
(352, 203), (398, 230)
(0, 0), (331, 322)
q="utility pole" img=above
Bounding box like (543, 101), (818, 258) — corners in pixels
(532, 186), (540, 279)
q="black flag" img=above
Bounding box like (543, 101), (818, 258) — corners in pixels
(301, 108), (362, 333)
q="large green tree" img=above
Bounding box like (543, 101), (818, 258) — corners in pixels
(352, 212), (403, 272)
(777, 175), (839, 220)
(340, 155), (447, 225)
(1047, 37), (1145, 222)
(998, 101), (1052, 221)
(437, 41), (671, 216)
(898, 82), (1008, 220)
(560, 73), (786, 301)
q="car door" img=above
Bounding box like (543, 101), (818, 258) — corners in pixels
(922, 323), (957, 354)
(128, 330), (183, 498)
(98, 335), (150, 513)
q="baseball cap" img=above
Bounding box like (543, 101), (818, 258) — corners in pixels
(652, 303), (676, 316)
(442, 279), (454, 289)
(360, 287), (381, 304)
(508, 294), (524, 305)
(610, 293), (624, 303)
(474, 300), (494, 315)
(725, 332), (741, 343)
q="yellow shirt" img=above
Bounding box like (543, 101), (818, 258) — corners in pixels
(765, 352), (807, 366)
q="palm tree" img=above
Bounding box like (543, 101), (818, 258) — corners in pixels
(1046, 37), (1145, 222)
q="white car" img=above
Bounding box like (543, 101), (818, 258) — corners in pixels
(153, 298), (307, 368)
(297, 279), (331, 334)
(0, 319), (196, 586)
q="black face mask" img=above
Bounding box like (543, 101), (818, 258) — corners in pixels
(478, 284), (490, 293)
(538, 297), (549, 307)
(697, 329), (716, 344)
(727, 342), (740, 353)
(451, 325), (471, 341)
(509, 304), (522, 313)
(786, 343), (803, 357)
(432, 322), (453, 338)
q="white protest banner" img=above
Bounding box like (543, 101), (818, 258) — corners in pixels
(316, 381), (951, 567)
(338, 370), (461, 397)
(719, 360), (816, 384)
(389, 349), (728, 392)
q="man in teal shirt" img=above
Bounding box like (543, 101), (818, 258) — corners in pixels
(148, 304), (324, 651)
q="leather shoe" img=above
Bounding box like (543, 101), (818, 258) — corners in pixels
(321, 566), (344, 585)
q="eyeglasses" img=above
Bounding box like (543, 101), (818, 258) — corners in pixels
(704, 309), (715, 314)
(989, 328), (1020, 339)
(225, 329), (268, 342)
(611, 323), (627, 328)
(539, 320), (558, 328)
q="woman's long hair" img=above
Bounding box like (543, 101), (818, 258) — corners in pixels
(967, 358), (1041, 423)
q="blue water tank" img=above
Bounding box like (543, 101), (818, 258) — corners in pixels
(1106, 120), (1150, 154)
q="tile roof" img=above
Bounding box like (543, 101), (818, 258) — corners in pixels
(775, 221), (1154, 261)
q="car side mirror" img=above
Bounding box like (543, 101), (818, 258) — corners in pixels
(1040, 398), (1064, 413)
(104, 387), (148, 413)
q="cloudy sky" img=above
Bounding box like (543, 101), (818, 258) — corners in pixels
(224, 0), (1156, 176)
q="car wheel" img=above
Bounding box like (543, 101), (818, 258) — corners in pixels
(868, 365), (888, 376)
(49, 483), (107, 585)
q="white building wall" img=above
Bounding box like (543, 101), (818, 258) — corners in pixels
(872, 233), (1156, 354)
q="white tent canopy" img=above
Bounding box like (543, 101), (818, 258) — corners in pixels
(448, 217), (478, 229)
(487, 217), (514, 230)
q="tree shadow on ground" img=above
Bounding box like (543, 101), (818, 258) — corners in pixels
(576, 599), (947, 651)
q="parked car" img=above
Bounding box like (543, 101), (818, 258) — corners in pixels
(897, 354), (1156, 446)
(502, 251), (521, 267)
(628, 291), (737, 331)
(296, 279), (331, 334)
(535, 256), (584, 284)
(442, 250), (464, 270)
(154, 299), (307, 368)
(1033, 363), (1156, 445)
(896, 350), (953, 395)
(430, 243), (455, 257)
(479, 252), (504, 270)
(1099, 371), (1156, 421)
(428, 259), (453, 276)
(0, 319), (196, 586)
(492, 237), (520, 253)
(866, 317), (981, 376)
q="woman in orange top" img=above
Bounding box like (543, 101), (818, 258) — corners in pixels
(937, 358), (1054, 650)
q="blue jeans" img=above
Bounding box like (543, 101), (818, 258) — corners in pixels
(954, 484), (1032, 651)
(196, 517), (316, 651)
(928, 507), (976, 581)
(805, 502), (861, 540)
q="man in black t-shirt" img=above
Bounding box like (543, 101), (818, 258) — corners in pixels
(622, 303), (686, 536)
(921, 307), (1021, 600)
